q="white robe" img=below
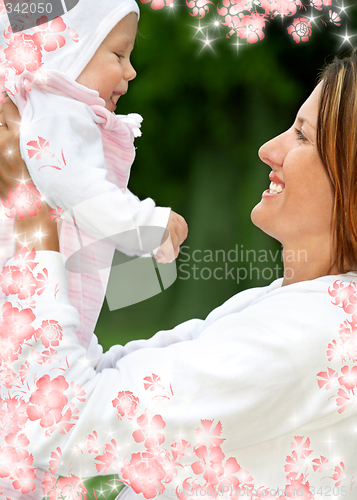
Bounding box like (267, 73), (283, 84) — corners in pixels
(1, 250), (357, 499)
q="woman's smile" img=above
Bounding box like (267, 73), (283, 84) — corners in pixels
(262, 171), (285, 197)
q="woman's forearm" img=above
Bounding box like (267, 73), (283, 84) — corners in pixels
(14, 201), (60, 253)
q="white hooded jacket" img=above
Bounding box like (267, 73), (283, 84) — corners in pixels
(1, 250), (357, 499)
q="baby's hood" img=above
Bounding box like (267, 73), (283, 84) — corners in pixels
(0, 0), (139, 88)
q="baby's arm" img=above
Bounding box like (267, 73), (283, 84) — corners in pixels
(20, 90), (174, 255)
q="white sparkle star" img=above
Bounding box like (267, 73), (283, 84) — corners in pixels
(35, 229), (45, 241)
(191, 20), (207, 37)
(336, 28), (357, 48)
(308, 11), (319, 26)
(336, 0), (352, 16)
(197, 34), (219, 54)
(231, 37), (243, 54)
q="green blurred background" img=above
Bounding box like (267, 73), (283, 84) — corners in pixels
(84, 1), (357, 497)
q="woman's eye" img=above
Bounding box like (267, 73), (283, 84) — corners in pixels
(295, 128), (306, 142)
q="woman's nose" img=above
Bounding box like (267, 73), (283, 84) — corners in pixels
(258, 132), (286, 168)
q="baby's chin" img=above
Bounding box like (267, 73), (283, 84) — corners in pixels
(105, 99), (116, 112)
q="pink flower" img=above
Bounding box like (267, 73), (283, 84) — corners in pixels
(171, 439), (191, 460)
(86, 431), (99, 454)
(13, 247), (38, 271)
(70, 382), (86, 403)
(285, 475), (314, 499)
(317, 367), (339, 390)
(328, 10), (341, 25)
(176, 478), (209, 500)
(191, 445), (225, 485)
(132, 414), (166, 450)
(49, 447), (63, 475)
(186, 0), (215, 18)
(284, 450), (299, 477)
(4, 32), (44, 74)
(26, 374), (69, 428)
(121, 451), (166, 499)
(312, 455), (329, 473)
(67, 27), (79, 43)
(35, 319), (63, 348)
(35, 17), (67, 52)
(287, 17), (312, 43)
(112, 391), (140, 419)
(0, 364), (19, 389)
(310, 0), (332, 11)
(35, 267), (49, 296)
(140, 0), (174, 10)
(5, 432), (30, 451)
(336, 388), (351, 414)
(326, 339), (343, 362)
(43, 473), (87, 500)
(331, 462), (346, 487)
(2, 183), (42, 220)
(95, 439), (119, 474)
(0, 397), (29, 435)
(0, 266), (22, 295)
(290, 436), (313, 459)
(328, 281), (357, 314)
(232, 13), (267, 44)
(12, 467), (37, 494)
(260, 0), (301, 17)
(0, 302), (36, 354)
(32, 347), (59, 366)
(0, 265), (37, 300)
(0, 446), (16, 478)
(195, 420), (225, 449)
(143, 373), (164, 392)
(27, 136), (55, 160)
(49, 206), (65, 222)
(338, 365), (357, 392)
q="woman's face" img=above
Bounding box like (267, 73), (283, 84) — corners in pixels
(251, 83), (334, 251)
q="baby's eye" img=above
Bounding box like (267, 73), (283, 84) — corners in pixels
(115, 53), (124, 60)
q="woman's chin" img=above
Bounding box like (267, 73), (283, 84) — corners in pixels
(250, 203), (279, 240)
(250, 201), (265, 229)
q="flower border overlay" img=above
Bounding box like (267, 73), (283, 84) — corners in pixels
(0, 223), (356, 497)
(139, 0), (355, 51)
(0, 0), (355, 69)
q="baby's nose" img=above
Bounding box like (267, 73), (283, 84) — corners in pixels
(125, 62), (137, 81)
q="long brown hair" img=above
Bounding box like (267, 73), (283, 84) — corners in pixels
(317, 50), (357, 274)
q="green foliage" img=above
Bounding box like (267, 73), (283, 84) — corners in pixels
(96, 4), (357, 342)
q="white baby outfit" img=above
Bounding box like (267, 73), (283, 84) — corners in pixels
(0, 0), (171, 350)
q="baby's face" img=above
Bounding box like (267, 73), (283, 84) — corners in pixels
(76, 13), (137, 112)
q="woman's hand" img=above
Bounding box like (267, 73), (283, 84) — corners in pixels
(0, 96), (59, 252)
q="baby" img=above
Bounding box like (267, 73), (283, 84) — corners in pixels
(0, 0), (188, 348)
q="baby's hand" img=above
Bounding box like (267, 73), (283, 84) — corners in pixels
(155, 211), (188, 263)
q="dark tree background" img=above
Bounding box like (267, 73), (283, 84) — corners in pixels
(95, 1), (357, 348)
(85, 2), (357, 495)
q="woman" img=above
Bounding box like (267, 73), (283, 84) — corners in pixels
(0, 54), (357, 499)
